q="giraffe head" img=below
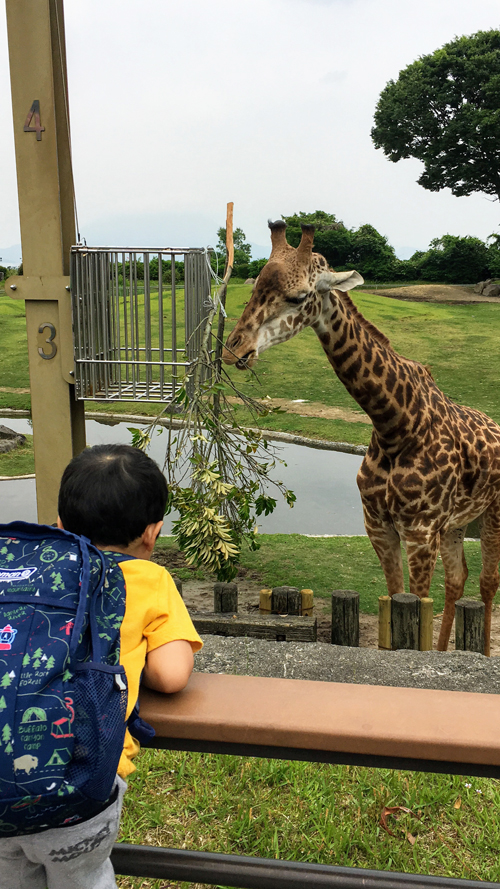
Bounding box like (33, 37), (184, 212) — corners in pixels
(222, 220), (363, 368)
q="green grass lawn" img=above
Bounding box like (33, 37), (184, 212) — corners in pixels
(154, 535), (483, 615)
(117, 751), (500, 889)
(2, 280), (500, 433)
(222, 284), (500, 428)
(0, 434), (33, 476)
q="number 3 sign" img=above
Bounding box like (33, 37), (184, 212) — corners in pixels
(38, 323), (57, 360)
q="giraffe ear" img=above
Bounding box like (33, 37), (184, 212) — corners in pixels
(315, 270), (364, 294)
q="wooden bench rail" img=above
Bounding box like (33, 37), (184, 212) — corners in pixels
(138, 673), (500, 777)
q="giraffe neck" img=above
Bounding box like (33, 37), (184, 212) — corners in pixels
(311, 291), (432, 453)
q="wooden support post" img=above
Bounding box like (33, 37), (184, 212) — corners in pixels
(455, 599), (485, 654)
(301, 589), (314, 617)
(378, 596), (392, 650)
(419, 598), (434, 651)
(6, 0), (85, 523)
(271, 587), (301, 615)
(331, 590), (359, 647)
(391, 593), (420, 650)
(214, 583), (238, 614)
(259, 589), (272, 613)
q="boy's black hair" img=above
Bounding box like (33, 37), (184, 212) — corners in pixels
(58, 444), (168, 546)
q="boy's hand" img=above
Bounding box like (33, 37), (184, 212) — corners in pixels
(143, 639), (194, 693)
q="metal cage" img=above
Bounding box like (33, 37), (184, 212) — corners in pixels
(70, 246), (213, 402)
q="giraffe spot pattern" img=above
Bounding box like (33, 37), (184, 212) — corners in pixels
(223, 224), (500, 653)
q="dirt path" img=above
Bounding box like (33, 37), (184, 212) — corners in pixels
(368, 283), (500, 304)
(228, 395), (371, 424)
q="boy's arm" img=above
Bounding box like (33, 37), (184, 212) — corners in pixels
(142, 639), (194, 694)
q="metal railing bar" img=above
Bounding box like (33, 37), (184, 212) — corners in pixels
(81, 254), (90, 397)
(158, 252), (164, 398)
(74, 358), (189, 367)
(129, 253), (137, 398)
(100, 251), (110, 397)
(72, 246), (206, 253)
(121, 252), (129, 386)
(142, 737), (500, 780)
(108, 253), (117, 387)
(88, 253), (97, 398)
(144, 252), (152, 396)
(111, 843), (500, 889)
(113, 253), (122, 398)
(70, 252), (82, 398)
(171, 252), (177, 397)
(115, 347), (176, 354)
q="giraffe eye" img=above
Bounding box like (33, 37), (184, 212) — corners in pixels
(286, 292), (308, 305)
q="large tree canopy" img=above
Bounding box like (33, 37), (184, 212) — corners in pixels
(371, 30), (500, 201)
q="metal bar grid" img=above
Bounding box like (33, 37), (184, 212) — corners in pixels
(70, 246), (212, 402)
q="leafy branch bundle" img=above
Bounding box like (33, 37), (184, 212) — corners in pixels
(130, 205), (295, 580)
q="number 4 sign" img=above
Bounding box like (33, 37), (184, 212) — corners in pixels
(24, 100), (45, 141)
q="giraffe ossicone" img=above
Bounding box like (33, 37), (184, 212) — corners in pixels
(223, 220), (500, 656)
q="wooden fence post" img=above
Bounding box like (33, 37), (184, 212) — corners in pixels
(391, 593), (420, 650)
(271, 587), (301, 615)
(301, 589), (314, 617)
(455, 599), (485, 654)
(331, 590), (359, 647)
(378, 596), (391, 650)
(214, 583), (238, 613)
(419, 598), (434, 651)
(259, 589), (272, 613)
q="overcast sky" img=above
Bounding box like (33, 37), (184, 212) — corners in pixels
(1, 0), (499, 264)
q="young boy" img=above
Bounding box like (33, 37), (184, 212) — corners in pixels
(0, 444), (202, 889)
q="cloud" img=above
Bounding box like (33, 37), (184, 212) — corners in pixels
(320, 70), (349, 84)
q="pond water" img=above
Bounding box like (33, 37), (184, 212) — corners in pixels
(0, 417), (366, 536)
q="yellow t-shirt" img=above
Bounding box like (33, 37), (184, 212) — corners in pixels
(110, 557), (203, 777)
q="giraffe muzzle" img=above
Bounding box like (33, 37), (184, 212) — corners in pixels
(235, 351), (256, 369)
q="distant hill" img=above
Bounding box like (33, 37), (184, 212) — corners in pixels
(0, 245), (21, 267)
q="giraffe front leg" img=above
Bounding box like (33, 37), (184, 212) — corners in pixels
(438, 527), (468, 652)
(479, 504), (500, 657)
(405, 533), (439, 637)
(363, 511), (404, 597)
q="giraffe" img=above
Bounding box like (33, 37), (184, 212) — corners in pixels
(222, 220), (500, 655)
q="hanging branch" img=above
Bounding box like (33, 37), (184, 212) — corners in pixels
(130, 203), (295, 581)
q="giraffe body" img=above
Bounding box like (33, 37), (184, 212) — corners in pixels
(223, 221), (500, 654)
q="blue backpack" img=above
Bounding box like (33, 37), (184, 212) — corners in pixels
(0, 521), (149, 836)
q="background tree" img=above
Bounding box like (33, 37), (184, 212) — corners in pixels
(348, 224), (398, 281)
(371, 30), (500, 202)
(282, 211), (353, 268)
(412, 235), (490, 284)
(216, 226), (252, 278)
(487, 233), (500, 277)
